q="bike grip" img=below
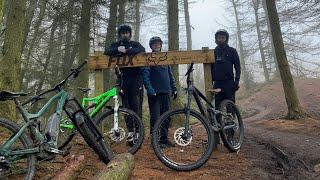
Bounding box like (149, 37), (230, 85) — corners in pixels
(77, 59), (88, 70)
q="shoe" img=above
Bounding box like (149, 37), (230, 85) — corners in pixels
(160, 140), (175, 148)
(126, 132), (134, 142)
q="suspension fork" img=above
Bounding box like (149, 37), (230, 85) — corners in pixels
(113, 94), (119, 131)
(183, 85), (193, 139)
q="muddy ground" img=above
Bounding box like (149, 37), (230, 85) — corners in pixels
(35, 78), (320, 179)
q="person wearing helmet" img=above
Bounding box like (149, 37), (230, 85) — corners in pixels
(211, 29), (241, 145)
(211, 29), (241, 107)
(104, 24), (145, 143)
(143, 36), (177, 148)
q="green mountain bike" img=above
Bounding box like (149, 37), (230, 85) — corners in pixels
(0, 60), (113, 180)
(58, 67), (144, 155)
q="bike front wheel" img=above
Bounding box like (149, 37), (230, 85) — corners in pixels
(152, 108), (215, 171)
(96, 107), (144, 155)
(74, 111), (114, 165)
(0, 118), (36, 180)
(218, 99), (244, 152)
(58, 103), (77, 150)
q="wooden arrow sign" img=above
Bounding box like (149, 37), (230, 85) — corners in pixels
(88, 49), (215, 70)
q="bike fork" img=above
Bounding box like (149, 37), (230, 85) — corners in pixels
(113, 95), (119, 132)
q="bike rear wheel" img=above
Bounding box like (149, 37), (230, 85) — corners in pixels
(96, 107), (144, 155)
(152, 108), (215, 171)
(0, 118), (36, 180)
(218, 99), (244, 152)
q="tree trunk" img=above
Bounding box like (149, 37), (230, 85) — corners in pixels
(20, 0), (48, 91)
(262, 0), (280, 79)
(0, 0), (3, 27)
(0, 0), (26, 120)
(231, 0), (250, 90)
(21, 0), (38, 54)
(134, 0), (141, 41)
(183, 0), (192, 50)
(252, 0), (269, 82)
(103, 0), (119, 92)
(94, 153), (135, 180)
(76, 0), (91, 98)
(62, 0), (75, 77)
(265, 0), (306, 119)
(118, 0), (126, 25)
(35, 16), (59, 95)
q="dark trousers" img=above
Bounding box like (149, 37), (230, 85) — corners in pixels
(121, 76), (144, 132)
(148, 93), (170, 139)
(214, 80), (236, 109)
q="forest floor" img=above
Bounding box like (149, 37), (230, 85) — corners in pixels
(35, 78), (320, 180)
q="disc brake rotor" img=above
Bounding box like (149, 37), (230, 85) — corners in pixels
(108, 127), (125, 142)
(174, 127), (192, 146)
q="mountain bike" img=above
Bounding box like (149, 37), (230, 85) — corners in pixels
(0, 60), (113, 180)
(152, 62), (244, 171)
(58, 67), (144, 155)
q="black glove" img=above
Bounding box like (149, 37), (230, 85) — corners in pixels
(172, 91), (178, 100)
(234, 82), (239, 91)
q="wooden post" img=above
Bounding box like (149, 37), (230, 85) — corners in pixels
(93, 52), (104, 132)
(202, 47), (218, 150)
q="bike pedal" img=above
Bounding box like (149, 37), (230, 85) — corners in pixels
(61, 146), (72, 157)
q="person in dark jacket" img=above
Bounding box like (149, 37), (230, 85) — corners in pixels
(211, 29), (241, 108)
(211, 29), (241, 145)
(104, 24), (145, 143)
(143, 36), (177, 148)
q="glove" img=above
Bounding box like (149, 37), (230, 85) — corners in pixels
(234, 82), (239, 91)
(118, 46), (126, 53)
(172, 91), (178, 100)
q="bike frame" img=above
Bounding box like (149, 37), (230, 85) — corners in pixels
(0, 90), (69, 160)
(60, 87), (120, 130)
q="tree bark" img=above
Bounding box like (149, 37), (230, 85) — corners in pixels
(231, 0), (250, 90)
(252, 0), (269, 82)
(183, 0), (192, 50)
(52, 155), (86, 180)
(103, 0), (119, 92)
(62, 0), (76, 77)
(118, 0), (126, 25)
(265, 0), (306, 119)
(262, 0), (280, 79)
(94, 153), (135, 180)
(134, 0), (141, 41)
(0, 0), (26, 120)
(21, 0), (38, 54)
(0, 0), (3, 27)
(76, 0), (91, 98)
(20, 0), (48, 91)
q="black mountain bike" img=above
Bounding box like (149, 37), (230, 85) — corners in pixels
(152, 62), (244, 171)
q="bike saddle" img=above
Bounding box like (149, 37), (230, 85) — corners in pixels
(0, 90), (27, 101)
(207, 88), (222, 94)
(77, 87), (91, 93)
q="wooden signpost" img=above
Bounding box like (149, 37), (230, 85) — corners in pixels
(88, 49), (214, 69)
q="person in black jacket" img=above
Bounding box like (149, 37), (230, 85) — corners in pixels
(143, 36), (177, 148)
(211, 29), (241, 144)
(211, 29), (241, 108)
(104, 24), (145, 143)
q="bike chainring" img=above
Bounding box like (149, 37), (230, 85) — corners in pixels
(174, 127), (193, 146)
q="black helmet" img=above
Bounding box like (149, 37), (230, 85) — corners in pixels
(215, 29), (229, 43)
(117, 24), (132, 37)
(149, 36), (163, 48)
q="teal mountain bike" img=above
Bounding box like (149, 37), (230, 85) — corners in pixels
(0, 60), (113, 180)
(58, 67), (144, 155)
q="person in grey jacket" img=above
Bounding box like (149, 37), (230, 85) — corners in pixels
(143, 36), (177, 148)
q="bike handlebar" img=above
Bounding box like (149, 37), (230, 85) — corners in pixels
(22, 60), (88, 106)
(185, 61), (194, 77)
